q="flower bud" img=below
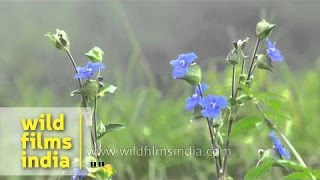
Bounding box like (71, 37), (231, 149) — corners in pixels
(256, 19), (275, 40)
(86, 46), (104, 62)
(182, 63), (202, 86)
(256, 54), (274, 71)
(226, 48), (246, 65)
(45, 29), (70, 51)
(233, 37), (249, 50)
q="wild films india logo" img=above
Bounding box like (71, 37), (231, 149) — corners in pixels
(0, 107), (90, 176)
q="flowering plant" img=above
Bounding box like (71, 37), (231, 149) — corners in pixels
(170, 19), (318, 180)
(45, 29), (123, 180)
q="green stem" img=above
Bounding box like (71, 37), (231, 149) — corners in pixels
(197, 84), (222, 178)
(65, 50), (98, 161)
(247, 39), (260, 81)
(66, 50), (83, 88)
(93, 96), (98, 139)
(231, 65), (236, 98)
(93, 96), (100, 162)
(65, 50), (88, 107)
(221, 107), (237, 179)
(235, 54), (246, 98)
(221, 64), (237, 178)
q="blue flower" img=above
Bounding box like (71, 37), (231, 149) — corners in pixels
(265, 39), (284, 62)
(75, 62), (105, 79)
(269, 132), (291, 159)
(71, 167), (88, 180)
(170, 52), (198, 79)
(185, 83), (208, 111)
(199, 95), (228, 120)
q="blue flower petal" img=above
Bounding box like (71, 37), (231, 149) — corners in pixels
(201, 108), (220, 119)
(215, 96), (228, 108)
(179, 52), (198, 65)
(185, 95), (200, 111)
(88, 62), (105, 70)
(172, 67), (188, 79)
(268, 132), (291, 159)
(74, 61), (105, 79)
(265, 39), (284, 62)
(199, 95), (228, 120)
(170, 52), (198, 79)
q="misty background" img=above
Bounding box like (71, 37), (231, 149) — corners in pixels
(0, 0), (319, 106)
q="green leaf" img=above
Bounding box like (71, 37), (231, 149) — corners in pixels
(181, 64), (202, 85)
(97, 84), (117, 97)
(97, 123), (125, 140)
(313, 169), (320, 179)
(244, 158), (275, 180)
(231, 116), (261, 138)
(86, 46), (104, 62)
(275, 160), (312, 173)
(283, 172), (311, 180)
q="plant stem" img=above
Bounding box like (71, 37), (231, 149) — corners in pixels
(65, 50), (88, 107)
(66, 50), (83, 88)
(93, 96), (101, 162)
(197, 84), (221, 178)
(221, 107), (237, 179)
(222, 40), (261, 177)
(65, 50), (98, 161)
(247, 39), (260, 81)
(234, 55), (246, 98)
(221, 63), (238, 178)
(93, 96), (98, 139)
(231, 65), (236, 98)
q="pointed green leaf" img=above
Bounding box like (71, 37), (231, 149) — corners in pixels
(97, 84), (117, 97)
(97, 123), (125, 140)
(283, 172), (312, 180)
(244, 158), (275, 180)
(275, 160), (312, 173)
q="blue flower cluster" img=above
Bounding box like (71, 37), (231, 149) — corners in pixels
(75, 61), (105, 79)
(170, 52), (197, 79)
(265, 39), (284, 62)
(171, 52), (228, 121)
(268, 132), (291, 159)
